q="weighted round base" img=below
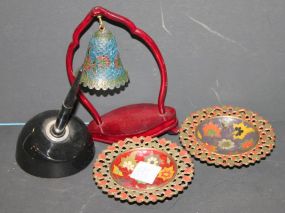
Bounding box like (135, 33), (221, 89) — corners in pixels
(16, 110), (94, 178)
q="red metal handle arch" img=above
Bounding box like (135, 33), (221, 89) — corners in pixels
(66, 6), (168, 125)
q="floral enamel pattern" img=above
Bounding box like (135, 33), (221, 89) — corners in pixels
(114, 54), (123, 69)
(110, 149), (176, 190)
(202, 122), (222, 138)
(195, 116), (259, 155)
(218, 139), (235, 150)
(144, 154), (161, 166)
(80, 28), (129, 90)
(157, 166), (175, 181)
(96, 56), (111, 69)
(93, 137), (194, 203)
(233, 123), (255, 140)
(118, 153), (136, 171)
(180, 106), (276, 167)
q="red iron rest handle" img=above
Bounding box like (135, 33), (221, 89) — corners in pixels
(66, 6), (168, 125)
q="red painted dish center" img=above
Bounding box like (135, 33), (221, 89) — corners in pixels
(110, 148), (177, 190)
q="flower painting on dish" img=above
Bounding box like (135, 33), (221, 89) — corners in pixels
(110, 148), (177, 190)
(196, 117), (259, 155)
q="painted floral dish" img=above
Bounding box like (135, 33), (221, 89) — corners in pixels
(93, 137), (194, 203)
(180, 106), (276, 167)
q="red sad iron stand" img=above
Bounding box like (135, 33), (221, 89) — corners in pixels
(66, 7), (178, 144)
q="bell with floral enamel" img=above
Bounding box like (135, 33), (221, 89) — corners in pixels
(80, 16), (129, 90)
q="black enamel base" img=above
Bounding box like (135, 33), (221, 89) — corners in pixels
(16, 110), (94, 178)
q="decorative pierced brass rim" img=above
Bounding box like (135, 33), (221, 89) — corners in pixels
(179, 106), (276, 167)
(93, 136), (195, 203)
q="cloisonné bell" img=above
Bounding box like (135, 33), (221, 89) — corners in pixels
(80, 17), (129, 90)
(66, 8), (179, 144)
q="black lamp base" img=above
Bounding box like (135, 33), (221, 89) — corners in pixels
(16, 110), (94, 178)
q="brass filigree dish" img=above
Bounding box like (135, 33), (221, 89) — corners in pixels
(180, 106), (276, 167)
(93, 137), (194, 203)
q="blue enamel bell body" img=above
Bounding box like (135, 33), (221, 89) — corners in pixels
(80, 27), (129, 90)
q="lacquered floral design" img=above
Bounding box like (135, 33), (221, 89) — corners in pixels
(97, 56), (111, 69)
(93, 137), (195, 203)
(203, 143), (217, 152)
(197, 131), (202, 140)
(180, 106), (276, 167)
(218, 139), (235, 150)
(114, 55), (122, 69)
(202, 122), (222, 138)
(120, 160), (135, 171)
(233, 123), (255, 140)
(82, 54), (95, 70)
(110, 148), (176, 190)
(119, 153), (137, 171)
(240, 139), (255, 150)
(144, 154), (160, 166)
(112, 165), (123, 176)
(195, 116), (259, 155)
(157, 166), (175, 181)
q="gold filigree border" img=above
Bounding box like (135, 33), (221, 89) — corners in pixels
(93, 136), (195, 203)
(179, 106), (276, 167)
